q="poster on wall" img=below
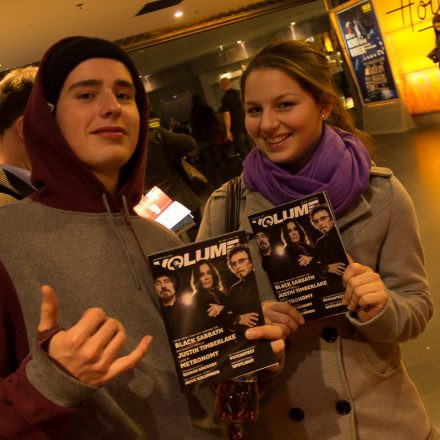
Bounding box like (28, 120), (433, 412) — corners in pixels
(336, 0), (398, 103)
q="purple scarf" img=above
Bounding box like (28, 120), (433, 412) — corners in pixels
(242, 124), (371, 216)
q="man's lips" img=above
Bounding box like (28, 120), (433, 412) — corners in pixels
(90, 126), (127, 136)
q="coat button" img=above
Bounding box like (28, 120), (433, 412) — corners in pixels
(336, 400), (351, 415)
(289, 407), (304, 422)
(321, 326), (338, 343)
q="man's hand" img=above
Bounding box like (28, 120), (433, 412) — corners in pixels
(38, 285), (152, 387)
(238, 312), (259, 327)
(262, 301), (304, 338)
(245, 325), (285, 373)
(327, 262), (346, 276)
(207, 303), (225, 317)
(342, 262), (388, 322)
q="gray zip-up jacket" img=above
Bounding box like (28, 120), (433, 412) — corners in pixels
(0, 37), (224, 440)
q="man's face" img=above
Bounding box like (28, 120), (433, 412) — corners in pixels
(255, 232), (271, 254)
(55, 58), (140, 194)
(154, 275), (176, 306)
(312, 209), (334, 234)
(229, 250), (253, 280)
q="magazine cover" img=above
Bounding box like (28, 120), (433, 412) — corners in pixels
(148, 231), (277, 392)
(248, 191), (349, 321)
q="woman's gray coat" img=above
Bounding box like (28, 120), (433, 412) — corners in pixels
(197, 166), (433, 439)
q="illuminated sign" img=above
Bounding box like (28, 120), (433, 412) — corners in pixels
(336, 0), (398, 103)
(385, 0), (439, 31)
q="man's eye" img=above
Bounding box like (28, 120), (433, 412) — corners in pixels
(77, 92), (95, 100)
(117, 92), (134, 101)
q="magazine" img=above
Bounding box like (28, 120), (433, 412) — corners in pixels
(248, 191), (349, 321)
(148, 231), (277, 392)
(134, 186), (195, 235)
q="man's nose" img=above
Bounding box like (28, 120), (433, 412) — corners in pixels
(101, 91), (122, 116)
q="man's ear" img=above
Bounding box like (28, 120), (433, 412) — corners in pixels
(15, 115), (25, 142)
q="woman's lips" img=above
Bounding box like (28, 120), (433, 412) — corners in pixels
(265, 133), (291, 149)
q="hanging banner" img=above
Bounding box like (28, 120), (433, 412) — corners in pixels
(335, 1), (398, 103)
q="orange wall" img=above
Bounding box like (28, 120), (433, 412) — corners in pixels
(373, 0), (440, 114)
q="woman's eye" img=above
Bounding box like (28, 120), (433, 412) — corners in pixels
(246, 106), (261, 115)
(277, 101), (294, 109)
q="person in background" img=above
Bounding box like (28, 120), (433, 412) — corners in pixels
(190, 94), (229, 187)
(169, 116), (190, 134)
(0, 66), (37, 204)
(219, 77), (253, 161)
(145, 112), (202, 237)
(0, 36), (286, 439)
(198, 40), (433, 439)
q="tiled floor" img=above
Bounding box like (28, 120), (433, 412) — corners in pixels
(373, 123), (440, 437)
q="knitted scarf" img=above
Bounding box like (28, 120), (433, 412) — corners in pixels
(242, 124), (371, 216)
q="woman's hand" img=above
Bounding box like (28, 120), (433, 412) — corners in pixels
(342, 262), (388, 322)
(245, 324), (285, 373)
(262, 301), (305, 338)
(207, 303), (225, 317)
(38, 285), (152, 387)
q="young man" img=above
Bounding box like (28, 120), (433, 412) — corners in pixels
(0, 36), (286, 439)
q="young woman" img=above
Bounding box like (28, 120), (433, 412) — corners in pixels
(198, 40), (433, 439)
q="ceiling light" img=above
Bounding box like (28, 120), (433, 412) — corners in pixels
(291, 21), (296, 26)
(237, 40), (242, 44)
(174, 11), (183, 18)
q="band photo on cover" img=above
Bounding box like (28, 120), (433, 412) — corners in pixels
(149, 231), (276, 391)
(249, 191), (349, 320)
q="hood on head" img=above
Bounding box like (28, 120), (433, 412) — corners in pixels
(23, 36), (148, 213)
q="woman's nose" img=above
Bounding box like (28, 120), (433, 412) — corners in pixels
(260, 109), (279, 133)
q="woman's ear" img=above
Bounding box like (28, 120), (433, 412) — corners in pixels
(319, 101), (333, 121)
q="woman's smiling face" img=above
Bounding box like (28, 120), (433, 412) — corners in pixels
(244, 68), (325, 170)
